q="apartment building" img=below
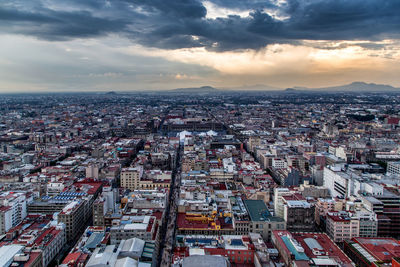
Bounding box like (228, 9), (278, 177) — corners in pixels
(326, 212), (360, 242)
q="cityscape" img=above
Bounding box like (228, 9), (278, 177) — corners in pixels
(0, 90), (400, 266)
(2, 0), (400, 266)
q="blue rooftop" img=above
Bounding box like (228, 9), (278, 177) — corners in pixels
(230, 239), (243, 246)
(281, 236), (309, 261)
(185, 238), (214, 245)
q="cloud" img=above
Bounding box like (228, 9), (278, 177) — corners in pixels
(0, 6), (129, 40)
(175, 73), (201, 80)
(1, 0), (400, 51)
(202, 1), (251, 19)
(0, 34), (217, 92)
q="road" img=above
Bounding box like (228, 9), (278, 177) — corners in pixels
(156, 144), (182, 267)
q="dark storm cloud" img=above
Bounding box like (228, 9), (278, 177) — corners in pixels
(203, 0), (274, 10)
(1, 0), (400, 50)
(0, 5), (129, 40)
(131, 0), (207, 18)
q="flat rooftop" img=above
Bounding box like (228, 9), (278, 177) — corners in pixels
(350, 237), (400, 263)
(273, 231), (353, 266)
(243, 199), (271, 222)
(294, 232), (352, 263)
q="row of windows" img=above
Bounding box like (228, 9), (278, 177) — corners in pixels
(227, 251), (252, 255)
(227, 256), (252, 263)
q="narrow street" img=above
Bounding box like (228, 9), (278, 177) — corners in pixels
(156, 144), (182, 267)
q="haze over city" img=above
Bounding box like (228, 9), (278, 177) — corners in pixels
(1, 0), (400, 92)
(3, 1), (400, 267)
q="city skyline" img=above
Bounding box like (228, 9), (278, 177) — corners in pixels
(1, 0), (400, 92)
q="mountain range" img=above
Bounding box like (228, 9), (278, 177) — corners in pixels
(169, 82), (399, 93)
(290, 82), (399, 92)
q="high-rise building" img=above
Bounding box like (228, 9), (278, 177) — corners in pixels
(0, 206), (12, 235)
(58, 200), (88, 243)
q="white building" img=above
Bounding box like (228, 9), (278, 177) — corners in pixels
(323, 165), (384, 198)
(355, 210), (378, 237)
(272, 158), (287, 169)
(223, 157), (236, 173)
(326, 211), (360, 242)
(0, 245), (24, 267)
(273, 188), (291, 218)
(0, 192), (28, 230)
(387, 161), (400, 176)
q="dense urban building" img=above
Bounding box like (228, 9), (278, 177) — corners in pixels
(1, 91), (400, 266)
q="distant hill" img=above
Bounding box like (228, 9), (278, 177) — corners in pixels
(222, 84), (281, 91)
(170, 84), (281, 92)
(308, 82), (399, 92)
(105, 91), (117, 95)
(166, 82), (399, 93)
(170, 86), (218, 93)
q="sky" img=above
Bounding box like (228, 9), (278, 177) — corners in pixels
(1, 0), (400, 92)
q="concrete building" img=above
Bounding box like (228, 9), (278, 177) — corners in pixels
(58, 200), (89, 243)
(110, 215), (157, 244)
(326, 212), (360, 242)
(298, 181), (330, 198)
(0, 206), (13, 235)
(283, 200), (315, 232)
(270, 167), (302, 186)
(387, 161), (400, 176)
(247, 136), (260, 153)
(272, 158), (287, 169)
(121, 167), (143, 191)
(243, 200), (285, 241)
(315, 198), (338, 226)
(28, 201), (66, 215)
(273, 188), (292, 218)
(33, 225), (66, 266)
(356, 211), (378, 237)
(362, 191), (400, 238)
(311, 165), (324, 186)
(273, 188), (314, 231)
(85, 164), (99, 179)
(123, 190), (166, 210)
(323, 165), (384, 198)
(323, 165), (350, 198)
(0, 215), (65, 267)
(93, 197), (106, 227)
(0, 192), (28, 232)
